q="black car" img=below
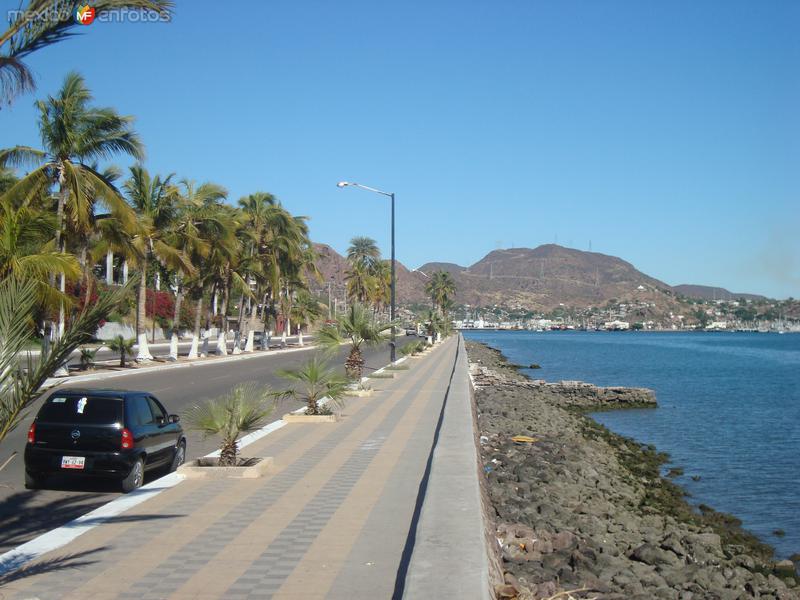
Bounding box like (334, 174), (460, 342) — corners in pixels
(24, 389), (187, 493)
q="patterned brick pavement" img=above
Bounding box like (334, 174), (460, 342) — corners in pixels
(1, 338), (459, 600)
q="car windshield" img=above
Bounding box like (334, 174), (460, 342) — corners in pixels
(37, 395), (123, 425)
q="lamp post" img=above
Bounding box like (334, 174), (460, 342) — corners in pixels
(337, 181), (397, 363)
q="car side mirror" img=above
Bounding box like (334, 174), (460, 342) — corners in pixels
(168, 414), (180, 424)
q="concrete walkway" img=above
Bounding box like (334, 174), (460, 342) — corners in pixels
(0, 335), (492, 600)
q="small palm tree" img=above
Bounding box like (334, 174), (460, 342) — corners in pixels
(79, 347), (97, 370)
(276, 355), (348, 415)
(183, 383), (273, 466)
(106, 335), (134, 367)
(317, 303), (395, 380)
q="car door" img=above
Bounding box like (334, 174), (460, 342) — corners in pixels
(146, 395), (175, 466)
(129, 395), (158, 466)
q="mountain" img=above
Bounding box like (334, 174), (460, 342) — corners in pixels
(421, 245), (676, 311)
(672, 285), (765, 302)
(311, 243), (428, 305)
(313, 243), (762, 313)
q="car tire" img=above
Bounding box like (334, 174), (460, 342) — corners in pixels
(25, 471), (43, 490)
(168, 441), (186, 473)
(121, 457), (144, 493)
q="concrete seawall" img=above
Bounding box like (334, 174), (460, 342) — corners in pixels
(403, 334), (498, 599)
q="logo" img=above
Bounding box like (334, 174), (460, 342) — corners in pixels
(71, 429), (81, 440)
(76, 5), (95, 25)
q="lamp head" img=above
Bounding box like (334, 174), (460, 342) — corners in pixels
(336, 181), (350, 188)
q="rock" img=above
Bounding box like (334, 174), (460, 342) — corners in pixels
(631, 543), (682, 567)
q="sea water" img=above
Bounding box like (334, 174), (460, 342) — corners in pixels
(464, 330), (800, 559)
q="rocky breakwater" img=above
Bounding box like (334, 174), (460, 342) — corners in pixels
(467, 341), (798, 600)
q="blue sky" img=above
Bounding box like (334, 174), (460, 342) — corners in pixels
(2, 0), (799, 298)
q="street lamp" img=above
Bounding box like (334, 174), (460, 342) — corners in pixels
(337, 181), (397, 363)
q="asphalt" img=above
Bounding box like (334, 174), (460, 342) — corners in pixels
(0, 338), (400, 553)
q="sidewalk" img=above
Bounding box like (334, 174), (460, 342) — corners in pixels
(0, 335), (492, 600)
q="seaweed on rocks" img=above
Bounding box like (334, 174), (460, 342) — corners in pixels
(466, 340), (798, 600)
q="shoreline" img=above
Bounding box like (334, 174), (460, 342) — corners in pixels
(467, 340), (798, 599)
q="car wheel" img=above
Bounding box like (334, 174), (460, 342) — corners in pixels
(121, 458), (144, 493)
(25, 471), (43, 490)
(169, 441), (186, 472)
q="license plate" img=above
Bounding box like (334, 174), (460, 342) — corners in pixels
(61, 456), (85, 470)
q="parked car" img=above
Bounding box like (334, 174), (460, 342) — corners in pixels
(24, 389), (186, 493)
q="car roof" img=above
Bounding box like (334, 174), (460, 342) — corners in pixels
(48, 389), (147, 399)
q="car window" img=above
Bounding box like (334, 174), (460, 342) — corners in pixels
(147, 397), (168, 422)
(38, 395), (123, 425)
(131, 396), (155, 426)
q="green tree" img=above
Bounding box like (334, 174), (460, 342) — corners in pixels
(183, 382), (273, 466)
(290, 291), (324, 346)
(317, 303), (394, 380)
(123, 165), (192, 360)
(1, 71), (143, 340)
(0, 199), (79, 307)
(276, 354), (348, 415)
(425, 270), (456, 318)
(106, 335), (135, 367)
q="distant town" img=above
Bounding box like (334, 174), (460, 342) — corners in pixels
(447, 295), (800, 333)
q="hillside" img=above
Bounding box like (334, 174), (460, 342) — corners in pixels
(313, 243), (765, 314)
(673, 284), (765, 302)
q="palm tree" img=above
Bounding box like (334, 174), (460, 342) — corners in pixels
(371, 259), (392, 315)
(0, 71), (143, 340)
(347, 236), (380, 270)
(425, 270), (456, 318)
(168, 179), (228, 358)
(0, 1), (173, 107)
(0, 276), (134, 450)
(106, 335), (135, 367)
(345, 260), (374, 305)
(0, 199), (79, 307)
(290, 291), (324, 346)
(123, 165), (192, 361)
(276, 354), (348, 415)
(183, 382), (273, 466)
(317, 303), (394, 380)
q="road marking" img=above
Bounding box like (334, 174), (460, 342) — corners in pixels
(0, 346), (414, 578)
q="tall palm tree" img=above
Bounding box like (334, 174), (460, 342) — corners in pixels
(0, 199), (79, 307)
(371, 259), (392, 315)
(290, 291), (324, 346)
(347, 236), (380, 270)
(317, 303), (394, 380)
(167, 179), (228, 358)
(425, 270), (457, 317)
(0, 71), (143, 339)
(345, 260), (374, 305)
(0, 1), (173, 107)
(123, 165), (191, 361)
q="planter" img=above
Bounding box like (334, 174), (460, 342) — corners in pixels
(178, 456), (273, 479)
(367, 372), (395, 379)
(344, 388), (373, 397)
(283, 413), (339, 423)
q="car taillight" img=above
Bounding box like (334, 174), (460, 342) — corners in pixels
(121, 428), (133, 450)
(27, 422), (36, 444)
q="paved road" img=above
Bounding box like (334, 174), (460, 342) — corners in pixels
(0, 339), (402, 553)
(32, 334), (311, 368)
